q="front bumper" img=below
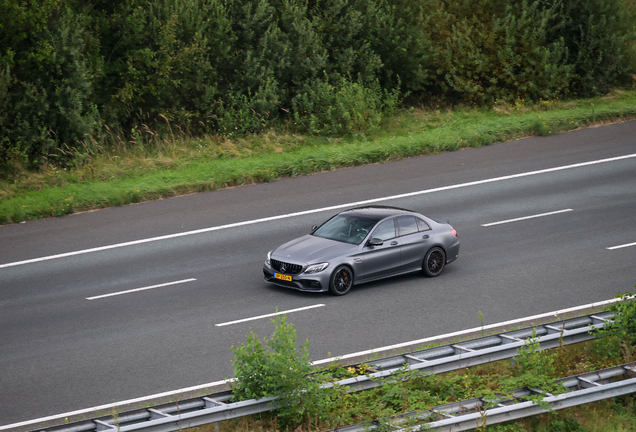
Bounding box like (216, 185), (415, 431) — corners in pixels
(262, 263), (330, 293)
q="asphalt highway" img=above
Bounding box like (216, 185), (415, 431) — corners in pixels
(1, 121), (635, 426)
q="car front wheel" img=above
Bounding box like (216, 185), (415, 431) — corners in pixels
(423, 247), (446, 277)
(329, 265), (353, 296)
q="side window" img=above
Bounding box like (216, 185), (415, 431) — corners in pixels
(397, 216), (419, 237)
(371, 219), (396, 241)
(416, 217), (431, 232)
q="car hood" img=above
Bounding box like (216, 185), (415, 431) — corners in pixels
(272, 235), (357, 264)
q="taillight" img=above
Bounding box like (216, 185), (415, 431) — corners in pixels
(451, 228), (457, 237)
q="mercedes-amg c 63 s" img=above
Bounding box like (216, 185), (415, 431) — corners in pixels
(263, 206), (459, 295)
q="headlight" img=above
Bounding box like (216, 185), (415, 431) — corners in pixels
(304, 262), (329, 274)
(266, 251), (272, 265)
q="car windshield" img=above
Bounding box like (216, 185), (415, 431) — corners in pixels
(313, 215), (378, 245)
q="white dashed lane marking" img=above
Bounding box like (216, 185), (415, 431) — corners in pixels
(86, 278), (197, 300)
(481, 209), (573, 227)
(215, 304), (326, 327)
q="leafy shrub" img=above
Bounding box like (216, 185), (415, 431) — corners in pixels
(594, 288), (636, 362)
(514, 329), (557, 380)
(292, 74), (401, 136)
(230, 315), (333, 430)
(212, 80), (279, 135)
(310, 0), (383, 84)
(556, 0), (636, 96)
(97, 0), (228, 133)
(435, 0), (572, 103)
(0, 1), (99, 171)
(367, 0), (437, 97)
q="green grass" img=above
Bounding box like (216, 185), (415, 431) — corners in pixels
(1, 90), (636, 225)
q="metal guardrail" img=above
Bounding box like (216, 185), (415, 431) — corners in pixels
(332, 312), (612, 392)
(35, 311), (613, 432)
(328, 362), (636, 432)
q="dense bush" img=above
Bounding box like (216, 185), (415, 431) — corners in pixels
(1, 0), (635, 174)
(594, 288), (636, 362)
(433, 0), (573, 103)
(557, 0), (636, 96)
(230, 315), (334, 430)
(0, 0), (99, 171)
(291, 74), (402, 135)
(95, 0), (231, 131)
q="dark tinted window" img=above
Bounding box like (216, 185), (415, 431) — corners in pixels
(397, 216), (419, 236)
(372, 219), (396, 241)
(313, 215), (377, 244)
(416, 218), (431, 232)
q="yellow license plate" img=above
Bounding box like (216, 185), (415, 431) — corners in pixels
(275, 273), (292, 282)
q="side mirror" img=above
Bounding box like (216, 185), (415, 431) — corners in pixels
(311, 225), (318, 233)
(368, 237), (384, 246)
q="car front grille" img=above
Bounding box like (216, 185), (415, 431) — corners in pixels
(271, 259), (303, 275)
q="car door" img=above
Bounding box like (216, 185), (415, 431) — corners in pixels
(397, 216), (431, 271)
(357, 218), (401, 281)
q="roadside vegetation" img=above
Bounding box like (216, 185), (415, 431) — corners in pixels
(2, 0), (636, 224)
(195, 291), (636, 432)
(1, 90), (636, 225)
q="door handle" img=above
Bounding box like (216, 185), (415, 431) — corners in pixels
(390, 241), (398, 246)
(422, 235), (429, 239)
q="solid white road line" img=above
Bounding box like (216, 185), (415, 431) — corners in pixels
(481, 209), (573, 227)
(215, 304), (326, 327)
(0, 296), (623, 430)
(86, 278), (197, 300)
(1, 152), (635, 270)
(607, 242), (636, 250)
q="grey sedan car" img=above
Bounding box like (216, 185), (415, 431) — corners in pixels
(263, 206), (459, 295)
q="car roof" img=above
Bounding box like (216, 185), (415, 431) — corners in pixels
(340, 206), (417, 220)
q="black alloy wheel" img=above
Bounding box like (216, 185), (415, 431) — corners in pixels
(329, 265), (353, 296)
(423, 247), (446, 277)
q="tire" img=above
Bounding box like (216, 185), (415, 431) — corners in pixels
(329, 265), (354, 296)
(423, 247), (446, 277)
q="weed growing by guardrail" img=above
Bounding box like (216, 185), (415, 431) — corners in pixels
(486, 329), (564, 412)
(111, 407), (121, 432)
(230, 315), (336, 430)
(593, 287), (636, 363)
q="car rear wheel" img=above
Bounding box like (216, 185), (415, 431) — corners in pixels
(329, 265), (353, 296)
(423, 247), (446, 277)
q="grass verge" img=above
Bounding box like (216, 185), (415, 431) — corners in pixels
(1, 91), (635, 225)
